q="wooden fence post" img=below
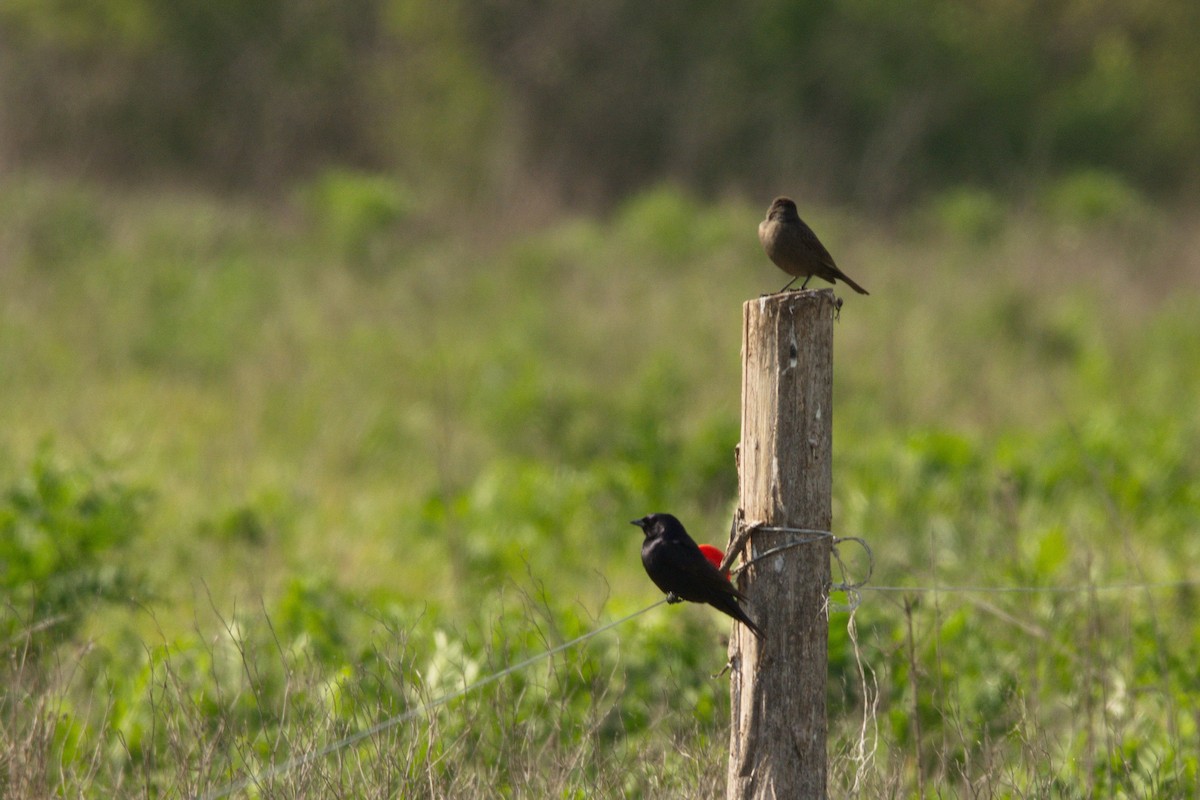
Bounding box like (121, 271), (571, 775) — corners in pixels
(727, 289), (834, 799)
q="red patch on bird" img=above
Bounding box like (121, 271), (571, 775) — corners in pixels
(698, 544), (730, 578)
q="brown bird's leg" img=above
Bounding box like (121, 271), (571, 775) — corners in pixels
(779, 276), (799, 293)
(800, 276), (812, 290)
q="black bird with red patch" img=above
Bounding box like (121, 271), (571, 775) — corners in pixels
(632, 513), (765, 640)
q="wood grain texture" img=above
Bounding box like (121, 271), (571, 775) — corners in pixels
(728, 289), (834, 800)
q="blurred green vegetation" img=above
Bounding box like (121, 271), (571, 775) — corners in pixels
(2, 0), (1200, 793)
(0, 443), (147, 651)
(0, 173), (1198, 794)
(3, 0), (1200, 205)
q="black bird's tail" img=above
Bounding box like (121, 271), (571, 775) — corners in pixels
(711, 594), (765, 640)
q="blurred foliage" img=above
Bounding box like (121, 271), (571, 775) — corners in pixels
(1040, 168), (1158, 234)
(0, 444), (147, 650)
(917, 187), (1008, 244)
(3, 0), (1200, 205)
(299, 169), (417, 267)
(477, 0), (1200, 205)
(0, 177), (1198, 795)
(0, 0), (499, 198)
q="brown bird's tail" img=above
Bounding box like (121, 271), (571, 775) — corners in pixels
(836, 271), (870, 295)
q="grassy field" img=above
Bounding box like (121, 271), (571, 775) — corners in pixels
(3, 172), (1199, 796)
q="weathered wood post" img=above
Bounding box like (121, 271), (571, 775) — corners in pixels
(727, 289), (834, 799)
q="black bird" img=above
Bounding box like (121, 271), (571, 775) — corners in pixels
(631, 513), (765, 640)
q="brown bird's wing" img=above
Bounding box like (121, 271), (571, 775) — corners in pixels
(795, 221), (838, 270)
(787, 221), (870, 295)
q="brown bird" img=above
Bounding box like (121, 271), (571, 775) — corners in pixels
(758, 196), (868, 295)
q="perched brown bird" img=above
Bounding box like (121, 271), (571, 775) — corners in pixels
(758, 197), (869, 295)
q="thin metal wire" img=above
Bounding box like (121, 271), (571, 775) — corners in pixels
(861, 579), (1199, 595)
(829, 536), (873, 612)
(196, 520), (1197, 799)
(196, 599), (667, 800)
(751, 526), (835, 536)
(731, 534), (830, 573)
(728, 523), (873, 612)
(725, 521), (1197, 601)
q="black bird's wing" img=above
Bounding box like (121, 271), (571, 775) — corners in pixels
(636, 513), (766, 639)
(645, 537), (748, 604)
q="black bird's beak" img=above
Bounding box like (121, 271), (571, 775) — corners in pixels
(630, 518), (646, 529)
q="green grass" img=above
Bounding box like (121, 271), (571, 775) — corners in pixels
(2, 174), (1199, 796)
